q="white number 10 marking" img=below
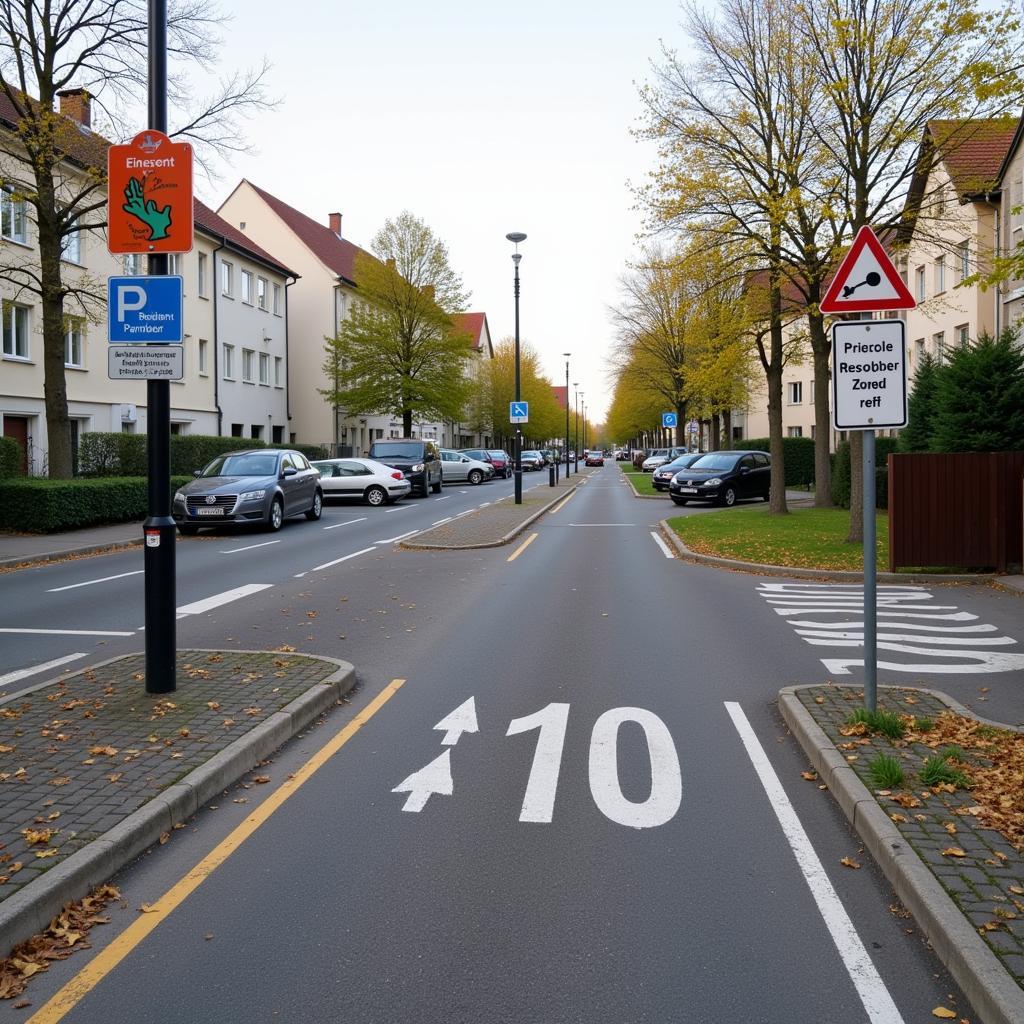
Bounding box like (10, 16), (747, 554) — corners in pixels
(506, 703), (681, 828)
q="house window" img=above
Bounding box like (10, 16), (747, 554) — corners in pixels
(787, 426), (803, 437)
(259, 351), (270, 385)
(272, 425), (284, 444)
(123, 253), (143, 276)
(251, 425), (263, 440)
(257, 276), (268, 310)
(231, 423), (243, 437)
(958, 241), (970, 282)
(61, 217), (82, 263)
(167, 253), (181, 276)
(221, 260), (233, 296)
(198, 339), (209, 376)
(241, 270), (253, 304)
(223, 343), (235, 379)
(915, 266), (925, 301)
(272, 283), (282, 315)
(935, 255), (946, 293)
(65, 317), (85, 367)
(934, 331), (946, 364)
(956, 324), (970, 348)
(810, 425), (816, 440)
(274, 356), (283, 387)
(787, 381), (802, 404)
(198, 252), (208, 297)
(2, 302), (30, 359)
(1, 187), (27, 243)
(242, 347), (255, 382)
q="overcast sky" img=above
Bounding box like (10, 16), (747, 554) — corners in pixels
(199, 0), (682, 422)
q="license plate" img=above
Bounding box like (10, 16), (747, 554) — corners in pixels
(196, 507), (225, 516)
(679, 487), (698, 494)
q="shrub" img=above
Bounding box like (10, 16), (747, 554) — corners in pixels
(742, 436), (816, 486)
(169, 435), (265, 475)
(0, 476), (191, 532)
(829, 438), (896, 509)
(292, 442), (330, 461)
(868, 754), (904, 789)
(0, 435), (23, 479)
(79, 432), (268, 477)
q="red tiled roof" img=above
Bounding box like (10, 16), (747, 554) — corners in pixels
(453, 311), (488, 351)
(193, 199), (296, 278)
(240, 180), (371, 285)
(927, 119), (1017, 198)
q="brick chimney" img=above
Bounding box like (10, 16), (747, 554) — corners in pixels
(329, 212), (342, 237)
(57, 88), (91, 129)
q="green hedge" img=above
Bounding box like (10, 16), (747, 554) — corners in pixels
(830, 438), (897, 509)
(743, 436), (816, 487)
(78, 433), (269, 477)
(0, 436), (23, 479)
(0, 476), (191, 533)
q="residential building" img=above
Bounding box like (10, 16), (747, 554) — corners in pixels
(993, 117), (1024, 332)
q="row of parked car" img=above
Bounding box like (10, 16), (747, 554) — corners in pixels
(636, 448), (773, 507)
(171, 438), (527, 534)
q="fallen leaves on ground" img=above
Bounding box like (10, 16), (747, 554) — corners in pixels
(840, 856), (861, 869)
(932, 1009), (957, 1020)
(940, 847), (967, 858)
(0, 885), (120, 1000)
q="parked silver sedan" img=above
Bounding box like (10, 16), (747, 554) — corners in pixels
(310, 458), (412, 506)
(440, 449), (494, 485)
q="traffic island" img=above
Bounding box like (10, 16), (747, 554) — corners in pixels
(0, 649), (354, 956)
(781, 683), (1024, 1024)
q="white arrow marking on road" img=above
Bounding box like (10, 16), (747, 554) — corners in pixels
(392, 749), (454, 812)
(434, 697), (479, 745)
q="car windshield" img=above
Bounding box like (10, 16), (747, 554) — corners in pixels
(488, 451), (506, 460)
(370, 442), (422, 459)
(690, 453), (740, 471)
(203, 453), (279, 477)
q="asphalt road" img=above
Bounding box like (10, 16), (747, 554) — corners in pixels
(3, 464), (1023, 1022)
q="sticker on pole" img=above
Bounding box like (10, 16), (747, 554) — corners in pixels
(831, 319), (908, 430)
(820, 225), (915, 314)
(107, 131), (194, 255)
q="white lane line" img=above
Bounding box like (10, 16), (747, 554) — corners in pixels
(454, 510), (474, 519)
(219, 540), (281, 554)
(431, 517), (453, 526)
(383, 505), (415, 513)
(724, 702), (905, 1024)
(478, 502), (491, 508)
(0, 627), (136, 637)
(309, 546), (377, 572)
(47, 570), (143, 593)
(566, 523), (635, 527)
(176, 583), (274, 618)
(375, 530), (419, 545)
(434, 495), (450, 501)
(650, 532), (674, 558)
(0, 653), (87, 687)
(324, 517), (368, 530)
(460, 490), (469, 494)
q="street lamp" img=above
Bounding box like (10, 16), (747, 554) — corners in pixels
(575, 388), (583, 470)
(563, 353), (571, 479)
(506, 231), (526, 504)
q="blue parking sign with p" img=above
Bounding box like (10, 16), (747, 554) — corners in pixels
(662, 412), (678, 428)
(107, 276), (184, 343)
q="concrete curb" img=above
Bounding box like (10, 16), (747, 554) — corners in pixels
(401, 481), (584, 550)
(657, 518), (999, 585)
(0, 649), (356, 954)
(0, 537), (143, 570)
(618, 471), (668, 500)
(780, 684), (1024, 1024)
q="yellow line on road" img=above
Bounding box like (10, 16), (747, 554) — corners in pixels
(27, 678), (407, 1024)
(548, 491), (576, 515)
(506, 532), (539, 562)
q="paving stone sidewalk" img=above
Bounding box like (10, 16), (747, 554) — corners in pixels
(784, 683), (1024, 1024)
(0, 649), (352, 952)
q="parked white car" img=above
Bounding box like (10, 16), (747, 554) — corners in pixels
(310, 458), (412, 506)
(641, 449), (671, 472)
(440, 449), (495, 484)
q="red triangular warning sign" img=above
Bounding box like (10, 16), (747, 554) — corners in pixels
(820, 225), (916, 314)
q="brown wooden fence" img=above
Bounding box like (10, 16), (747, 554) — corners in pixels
(888, 451), (1024, 572)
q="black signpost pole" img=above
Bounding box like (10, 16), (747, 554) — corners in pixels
(143, 0), (176, 693)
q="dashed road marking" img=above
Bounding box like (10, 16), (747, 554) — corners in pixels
(650, 532), (674, 558)
(47, 570), (143, 593)
(0, 653), (87, 688)
(323, 517), (368, 530)
(176, 584), (274, 618)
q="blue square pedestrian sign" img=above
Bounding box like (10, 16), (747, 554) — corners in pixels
(510, 401), (529, 424)
(107, 276), (184, 343)
(661, 412), (678, 428)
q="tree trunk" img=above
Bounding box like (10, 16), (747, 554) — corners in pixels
(767, 271), (788, 515)
(37, 179), (72, 478)
(846, 430), (864, 542)
(722, 409), (732, 449)
(402, 409), (413, 436)
(808, 313), (833, 507)
(711, 413), (721, 451)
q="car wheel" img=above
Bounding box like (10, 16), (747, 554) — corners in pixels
(671, 498), (688, 506)
(432, 476), (442, 494)
(468, 469), (483, 485)
(365, 485), (387, 507)
(721, 487), (737, 508)
(178, 524), (199, 536)
(267, 496), (284, 531)
(306, 489), (323, 521)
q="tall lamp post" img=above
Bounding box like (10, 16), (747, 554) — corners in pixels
(506, 231), (526, 504)
(582, 400), (587, 455)
(563, 353), (571, 478)
(576, 389), (583, 469)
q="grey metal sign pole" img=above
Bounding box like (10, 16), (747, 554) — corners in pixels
(863, 429), (877, 711)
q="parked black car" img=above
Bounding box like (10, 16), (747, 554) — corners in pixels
(668, 450), (771, 507)
(651, 452), (704, 491)
(368, 438), (442, 497)
(173, 449), (323, 534)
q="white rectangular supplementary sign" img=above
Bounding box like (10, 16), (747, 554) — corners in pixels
(108, 345), (183, 380)
(831, 319), (908, 431)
